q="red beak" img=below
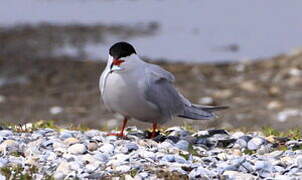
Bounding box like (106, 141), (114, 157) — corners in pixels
(112, 59), (125, 66)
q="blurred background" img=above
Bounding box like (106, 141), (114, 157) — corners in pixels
(0, 0), (302, 130)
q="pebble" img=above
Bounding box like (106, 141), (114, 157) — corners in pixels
(87, 142), (98, 151)
(189, 166), (216, 179)
(217, 153), (228, 161)
(0, 140), (19, 154)
(85, 130), (101, 138)
(115, 165), (131, 172)
(0, 126), (301, 179)
(175, 140), (189, 151)
(223, 170), (256, 180)
(100, 143), (114, 154)
(68, 144), (87, 154)
(0, 130), (13, 137)
(59, 131), (73, 139)
(212, 89), (233, 99)
(64, 137), (80, 146)
(54, 161), (71, 179)
(255, 161), (273, 172)
(247, 137), (266, 150)
(231, 132), (245, 139)
(234, 138), (248, 149)
(239, 81), (258, 92)
(49, 106), (63, 115)
(0, 158), (8, 168)
(296, 155), (302, 168)
(0, 95), (5, 104)
(198, 97), (214, 105)
(125, 143), (139, 152)
(94, 153), (109, 162)
(267, 100), (283, 110)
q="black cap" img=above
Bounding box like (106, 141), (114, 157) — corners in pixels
(109, 42), (136, 59)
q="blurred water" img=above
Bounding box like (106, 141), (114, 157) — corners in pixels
(1, 0), (302, 62)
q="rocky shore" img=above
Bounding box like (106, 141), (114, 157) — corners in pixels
(1, 125), (302, 179)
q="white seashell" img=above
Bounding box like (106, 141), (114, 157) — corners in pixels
(100, 143), (115, 154)
(68, 144), (87, 155)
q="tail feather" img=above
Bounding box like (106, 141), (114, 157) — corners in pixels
(192, 104), (229, 112)
(178, 104), (228, 120)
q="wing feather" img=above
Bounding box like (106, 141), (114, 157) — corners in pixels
(144, 64), (184, 118)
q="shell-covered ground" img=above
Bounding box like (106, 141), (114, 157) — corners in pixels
(1, 122), (302, 179)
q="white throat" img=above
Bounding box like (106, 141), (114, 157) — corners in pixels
(101, 54), (144, 95)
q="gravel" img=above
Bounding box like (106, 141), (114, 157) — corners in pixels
(1, 127), (302, 179)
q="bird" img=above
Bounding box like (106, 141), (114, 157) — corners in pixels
(99, 41), (228, 138)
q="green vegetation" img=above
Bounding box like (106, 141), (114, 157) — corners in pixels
(0, 165), (38, 180)
(129, 168), (139, 177)
(0, 165), (55, 180)
(10, 151), (24, 157)
(179, 144), (203, 160)
(182, 123), (195, 133)
(0, 120), (92, 133)
(262, 127), (302, 140)
(243, 149), (256, 155)
(0, 120), (59, 133)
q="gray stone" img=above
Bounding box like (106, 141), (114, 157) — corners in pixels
(174, 155), (188, 164)
(223, 171), (256, 180)
(234, 139), (247, 149)
(257, 144), (272, 154)
(240, 161), (254, 173)
(247, 137), (266, 150)
(274, 165), (285, 173)
(137, 172), (149, 178)
(93, 153), (109, 162)
(220, 157), (246, 172)
(161, 154), (175, 162)
(189, 166), (216, 179)
(255, 161), (273, 172)
(0, 173), (5, 180)
(274, 175), (296, 180)
(231, 132), (245, 139)
(165, 127), (185, 134)
(0, 130), (13, 137)
(59, 131), (73, 140)
(196, 138), (211, 147)
(125, 143), (139, 152)
(0, 140), (19, 154)
(268, 150), (284, 159)
(54, 161), (71, 179)
(239, 135), (252, 142)
(175, 140), (189, 151)
(0, 158), (8, 168)
(84, 130), (101, 138)
(100, 143), (114, 154)
(41, 140), (54, 148)
(296, 155), (302, 168)
(115, 165), (131, 172)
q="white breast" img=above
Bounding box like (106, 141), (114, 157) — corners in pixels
(100, 70), (161, 123)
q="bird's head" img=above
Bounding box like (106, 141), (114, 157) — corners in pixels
(108, 41), (141, 73)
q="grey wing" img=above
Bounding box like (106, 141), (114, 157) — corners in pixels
(143, 65), (185, 118)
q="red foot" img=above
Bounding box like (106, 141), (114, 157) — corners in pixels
(106, 132), (126, 137)
(107, 117), (128, 138)
(151, 121), (158, 138)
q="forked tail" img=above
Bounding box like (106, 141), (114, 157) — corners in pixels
(178, 104), (229, 120)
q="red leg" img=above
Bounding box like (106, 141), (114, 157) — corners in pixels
(151, 121), (157, 138)
(119, 117), (128, 136)
(107, 117), (128, 137)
